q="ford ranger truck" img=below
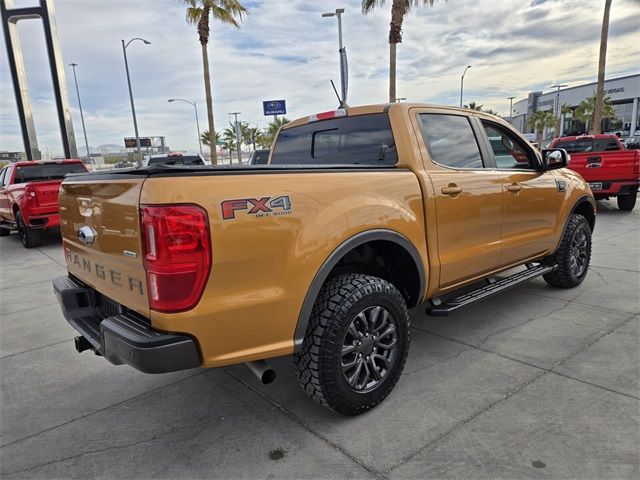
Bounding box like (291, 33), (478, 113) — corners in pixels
(0, 159), (88, 247)
(53, 104), (595, 415)
(550, 134), (640, 211)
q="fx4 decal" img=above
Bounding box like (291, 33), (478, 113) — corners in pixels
(221, 196), (292, 220)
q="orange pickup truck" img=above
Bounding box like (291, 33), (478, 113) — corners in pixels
(53, 104), (595, 415)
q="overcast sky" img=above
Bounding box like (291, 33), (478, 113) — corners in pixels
(0, 0), (638, 156)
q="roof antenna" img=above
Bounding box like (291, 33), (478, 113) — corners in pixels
(330, 80), (349, 109)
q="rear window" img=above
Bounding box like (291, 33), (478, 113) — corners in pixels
(13, 163), (86, 183)
(553, 139), (593, 153)
(271, 113), (397, 165)
(148, 156), (204, 166)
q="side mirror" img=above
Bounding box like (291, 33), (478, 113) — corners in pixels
(541, 148), (568, 170)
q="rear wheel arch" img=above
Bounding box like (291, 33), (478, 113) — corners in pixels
(294, 229), (425, 351)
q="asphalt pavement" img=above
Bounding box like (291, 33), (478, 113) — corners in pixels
(1, 199), (638, 479)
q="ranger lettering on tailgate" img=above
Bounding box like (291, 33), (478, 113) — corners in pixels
(64, 249), (144, 295)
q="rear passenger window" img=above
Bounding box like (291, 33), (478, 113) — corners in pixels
(419, 114), (483, 169)
(594, 138), (620, 151)
(271, 113), (397, 165)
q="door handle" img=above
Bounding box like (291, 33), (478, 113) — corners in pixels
(586, 156), (602, 168)
(441, 185), (462, 196)
(506, 183), (523, 193)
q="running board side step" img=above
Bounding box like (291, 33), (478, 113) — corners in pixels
(426, 264), (556, 317)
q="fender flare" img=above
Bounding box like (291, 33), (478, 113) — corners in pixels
(293, 229), (425, 351)
(552, 194), (596, 254)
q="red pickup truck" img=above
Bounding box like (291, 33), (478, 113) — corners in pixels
(0, 160), (88, 248)
(550, 134), (640, 211)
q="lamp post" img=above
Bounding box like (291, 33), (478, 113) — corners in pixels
(229, 112), (242, 163)
(507, 96), (516, 121)
(322, 8), (347, 106)
(460, 65), (471, 108)
(549, 83), (568, 137)
(68, 63), (90, 160)
(168, 99), (202, 156)
(122, 37), (151, 166)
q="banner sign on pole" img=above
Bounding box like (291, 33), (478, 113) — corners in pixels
(263, 100), (286, 116)
(339, 47), (348, 103)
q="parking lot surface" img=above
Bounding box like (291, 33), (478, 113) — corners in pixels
(1, 199), (638, 479)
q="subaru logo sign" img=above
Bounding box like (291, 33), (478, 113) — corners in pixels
(263, 100), (286, 116)
(77, 226), (97, 245)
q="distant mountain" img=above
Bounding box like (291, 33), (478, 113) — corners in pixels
(95, 144), (124, 153)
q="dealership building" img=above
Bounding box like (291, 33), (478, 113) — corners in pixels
(508, 73), (640, 138)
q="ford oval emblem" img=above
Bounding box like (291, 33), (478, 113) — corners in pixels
(77, 226), (97, 245)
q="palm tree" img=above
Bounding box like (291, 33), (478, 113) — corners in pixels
(200, 129), (220, 147)
(574, 94), (616, 133)
(592, 0), (612, 135)
(463, 102), (498, 116)
(528, 110), (557, 143)
(361, 0), (441, 103)
(463, 101), (483, 111)
(262, 116), (290, 146)
(182, 0), (247, 164)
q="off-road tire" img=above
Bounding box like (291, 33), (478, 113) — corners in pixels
(617, 193), (636, 211)
(543, 214), (591, 288)
(16, 211), (42, 248)
(0, 227), (9, 237)
(294, 274), (410, 415)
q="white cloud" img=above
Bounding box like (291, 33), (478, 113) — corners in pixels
(0, 0), (638, 156)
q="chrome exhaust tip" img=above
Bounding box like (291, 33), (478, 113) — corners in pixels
(245, 360), (276, 384)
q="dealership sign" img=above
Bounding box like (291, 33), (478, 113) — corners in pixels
(263, 100), (286, 116)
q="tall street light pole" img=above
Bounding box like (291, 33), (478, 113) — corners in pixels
(507, 96), (516, 121)
(230, 112), (242, 164)
(122, 37), (151, 167)
(322, 8), (347, 107)
(460, 65), (471, 108)
(68, 63), (90, 160)
(549, 83), (568, 136)
(168, 99), (202, 156)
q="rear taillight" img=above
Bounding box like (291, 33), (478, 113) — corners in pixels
(140, 205), (211, 312)
(25, 185), (38, 207)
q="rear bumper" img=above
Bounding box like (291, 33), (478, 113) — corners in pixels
(53, 275), (201, 373)
(29, 213), (59, 228)
(587, 179), (639, 195)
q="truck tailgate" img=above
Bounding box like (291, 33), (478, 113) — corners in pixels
(568, 150), (639, 182)
(28, 180), (63, 209)
(58, 177), (149, 317)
